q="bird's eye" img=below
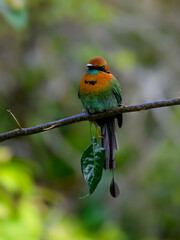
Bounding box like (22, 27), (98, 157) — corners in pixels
(101, 65), (110, 74)
(101, 66), (105, 70)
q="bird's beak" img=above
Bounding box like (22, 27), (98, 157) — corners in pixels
(86, 63), (94, 67)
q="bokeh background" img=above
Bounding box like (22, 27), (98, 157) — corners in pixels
(0, 0), (180, 239)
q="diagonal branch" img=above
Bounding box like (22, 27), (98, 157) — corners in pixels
(0, 98), (179, 143)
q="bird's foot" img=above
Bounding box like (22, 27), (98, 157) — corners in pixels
(119, 104), (127, 108)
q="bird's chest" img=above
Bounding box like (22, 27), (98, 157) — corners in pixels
(79, 73), (111, 95)
(79, 73), (118, 113)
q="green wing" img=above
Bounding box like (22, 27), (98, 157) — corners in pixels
(112, 78), (122, 105)
(111, 78), (123, 128)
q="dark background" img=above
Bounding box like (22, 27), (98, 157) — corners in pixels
(0, 0), (180, 239)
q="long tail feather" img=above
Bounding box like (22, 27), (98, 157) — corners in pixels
(97, 118), (118, 170)
(108, 120), (115, 169)
(117, 113), (123, 128)
(96, 116), (122, 197)
(110, 176), (120, 198)
(101, 122), (110, 169)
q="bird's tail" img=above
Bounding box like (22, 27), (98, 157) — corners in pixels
(96, 117), (122, 198)
(100, 118), (118, 170)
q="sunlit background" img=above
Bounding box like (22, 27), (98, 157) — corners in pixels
(0, 0), (180, 239)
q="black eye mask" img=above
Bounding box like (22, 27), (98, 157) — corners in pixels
(88, 65), (110, 74)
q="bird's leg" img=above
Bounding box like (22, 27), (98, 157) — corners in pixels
(93, 121), (103, 138)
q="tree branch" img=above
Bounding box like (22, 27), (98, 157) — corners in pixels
(0, 98), (179, 143)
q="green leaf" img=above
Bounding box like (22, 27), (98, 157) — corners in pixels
(0, 1), (28, 30)
(81, 136), (105, 197)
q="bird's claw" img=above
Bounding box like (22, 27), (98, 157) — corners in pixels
(119, 104), (127, 108)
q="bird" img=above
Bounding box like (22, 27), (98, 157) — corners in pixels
(78, 57), (123, 197)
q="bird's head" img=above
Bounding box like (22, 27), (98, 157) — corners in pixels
(86, 57), (110, 74)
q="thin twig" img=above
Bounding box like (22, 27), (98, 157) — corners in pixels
(0, 98), (180, 143)
(7, 109), (23, 130)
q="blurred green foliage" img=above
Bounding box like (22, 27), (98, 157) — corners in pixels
(0, 0), (28, 29)
(0, 0), (180, 239)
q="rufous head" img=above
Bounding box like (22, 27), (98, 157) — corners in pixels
(86, 57), (110, 74)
